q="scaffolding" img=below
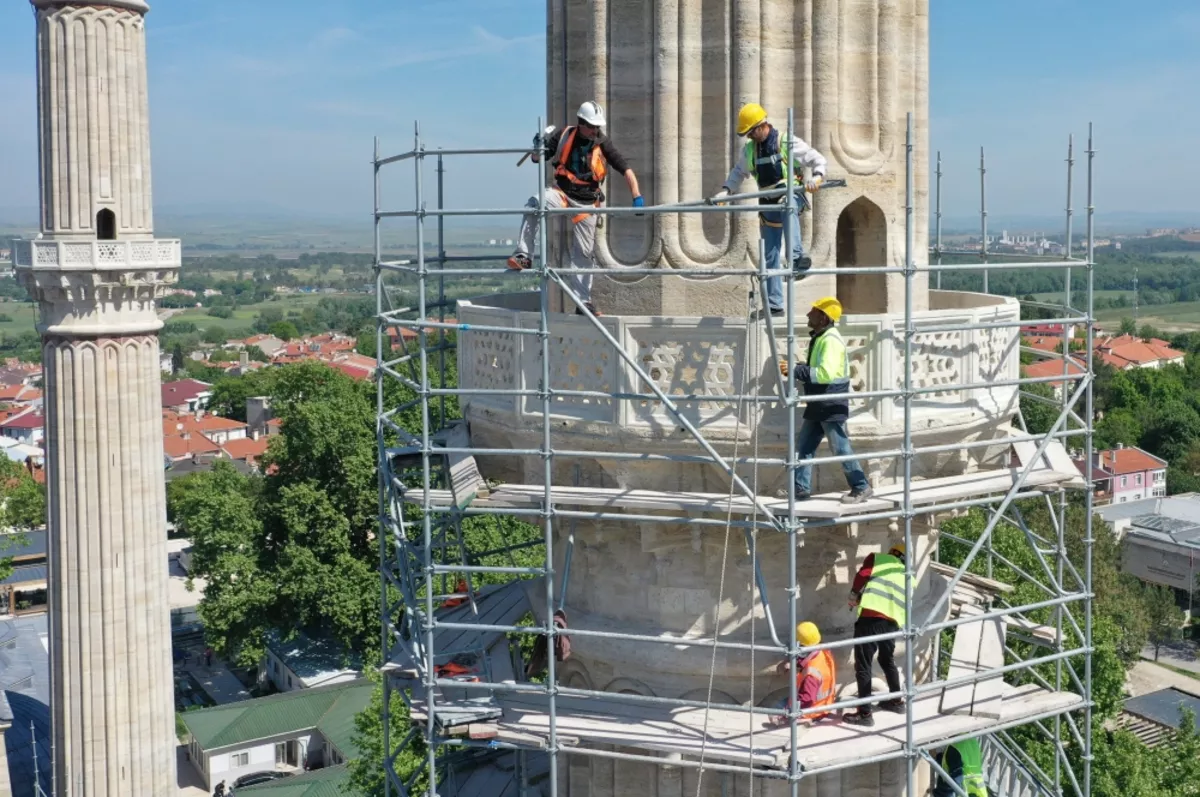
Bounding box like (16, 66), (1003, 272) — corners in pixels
(374, 112), (1097, 797)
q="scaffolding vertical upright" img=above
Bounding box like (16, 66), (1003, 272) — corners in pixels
(374, 112), (1096, 797)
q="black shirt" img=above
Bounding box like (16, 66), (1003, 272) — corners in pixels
(544, 127), (630, 203)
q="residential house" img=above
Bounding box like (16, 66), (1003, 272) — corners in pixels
(1095, 493), (1200, 598)
(221, 436), (271, 469)
(0, 384), (42, 405)
(181, 679), (372, 791)
(229, 334), (286, 357)
(0, 529), (48, 615)
(1093, 335), (1185, 371)
(162, 379), (213, 413)
(0, 410), (44, 445)
(262, 630), (363, 693)
(247, 396), (274, 437)
(1021, 357), (1085, 400)
(163, 431), (222, 462)
(1078, 444), (1168, 504)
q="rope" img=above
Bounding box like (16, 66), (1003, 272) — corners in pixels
(694, 285), (761, 796)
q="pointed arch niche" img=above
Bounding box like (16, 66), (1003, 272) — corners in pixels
(835, 197), (887, 314)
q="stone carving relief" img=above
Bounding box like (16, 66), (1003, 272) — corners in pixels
(630, 328), (744, 428)
(529, 328), (616, 421)
(901, 329), (962, 401)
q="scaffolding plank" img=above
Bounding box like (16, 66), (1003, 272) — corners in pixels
(940, 605), (1005, 719)
(929, 561), (1015, 595)
(436, 421), (489, 507)
(485, 683), (1082, 772)
(486, 483), (890, 520)
(1012, 439), (1085, 488)
(873, 467), (1075, 506)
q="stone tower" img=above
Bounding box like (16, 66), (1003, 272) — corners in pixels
(547, 0), (929, 317)
(456, 0), (1029, 794)
(13, 1), (179, 794)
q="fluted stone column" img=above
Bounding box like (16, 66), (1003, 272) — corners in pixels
(547, 0), (929, 318)
(16, 1), (179, 794)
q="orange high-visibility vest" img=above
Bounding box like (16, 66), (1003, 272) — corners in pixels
(553, 126), (608, 188)
(800, 649), (837, 720)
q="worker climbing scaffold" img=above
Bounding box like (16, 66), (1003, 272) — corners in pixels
(506, 100), (644, 317)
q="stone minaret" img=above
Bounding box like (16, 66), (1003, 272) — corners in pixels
(14, 1), (178, 794)
(549, 0), (929, 318)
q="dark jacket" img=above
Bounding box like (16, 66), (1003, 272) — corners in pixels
(792, 326), (850, 423)
(543, 128), (630, 203)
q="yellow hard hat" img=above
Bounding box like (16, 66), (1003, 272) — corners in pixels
(811, 297), (843, 323)
(889, 542), (907, 557)
(796, 621), (821, 647)
(737, 103), (768, 136)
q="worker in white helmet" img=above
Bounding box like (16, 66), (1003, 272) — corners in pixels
(711, 103), (826, 317)
(508, 101), (643, 317)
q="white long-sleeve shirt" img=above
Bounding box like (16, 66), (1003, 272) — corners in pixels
(721, 131), (827, 192)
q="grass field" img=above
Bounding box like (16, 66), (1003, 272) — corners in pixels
(0, 301), (39, 334)
(1095, 300), (1200, 331)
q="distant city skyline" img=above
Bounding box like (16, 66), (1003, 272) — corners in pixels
(1, 0), (1198, 223)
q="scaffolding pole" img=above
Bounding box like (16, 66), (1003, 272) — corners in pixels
(374, 111), (1095, 797)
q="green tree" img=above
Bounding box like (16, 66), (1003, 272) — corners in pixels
(0, 457), (47, 583)
(1094, 408), (1143, 450)
(246, 345), (269, 363)
(207, 370), (277, 422)
(269, 320), (299, 341)
(202, 325), (227, 345)
(349, 667), (427, 797)
(1119, 316), (1137, 335)
(1145, 584), (1186, 661)
(1019, 381), (1060, 435)
(171, 342), (186, 375)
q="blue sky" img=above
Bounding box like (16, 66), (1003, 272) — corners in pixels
(0, 0), (1197, 225)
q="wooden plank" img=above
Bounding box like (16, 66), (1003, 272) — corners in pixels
(1012, 439), (1085, 487)
(929, 561), (1015, 595)
(487, 483), (892, 520)
(873, 468), (1074, 506)
(939, 605), (1004, 719)
(486, 684), (1082, 772)
(435, 421), (488, 508)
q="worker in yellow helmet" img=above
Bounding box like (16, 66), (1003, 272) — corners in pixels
(710, 103), (827, 317)
(843, 542), (908, 727)
(769, 621), (836, 726)
(779, 297), (872, 504)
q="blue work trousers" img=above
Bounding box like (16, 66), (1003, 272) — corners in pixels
(794, 418), (868, 494)
(760, 200), (808, 311)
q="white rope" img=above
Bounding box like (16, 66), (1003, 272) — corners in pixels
(694, 289), (760, 797)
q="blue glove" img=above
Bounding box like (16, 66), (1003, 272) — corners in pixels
(632, 196), (645, 208)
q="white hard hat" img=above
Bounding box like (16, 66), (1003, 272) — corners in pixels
(576, 101), (606, 128)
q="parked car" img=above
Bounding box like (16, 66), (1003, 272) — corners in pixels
(233, 771), (292, 788)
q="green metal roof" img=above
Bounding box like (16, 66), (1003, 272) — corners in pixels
(181, 679), (373, 756)
(237, 765), (353, 796)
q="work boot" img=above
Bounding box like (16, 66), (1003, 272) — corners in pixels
(792, 255), (813, 273)
(842, 710), (874, 727)
(841, 485), (874, 505)
(506, 253), (531, 271)
(768, 306), (785, 317)
(575, 301), (602, 317)
(773, 488), (811, 502)
(879, 699), (906, 714)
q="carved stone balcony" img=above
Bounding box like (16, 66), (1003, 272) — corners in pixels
(11, 238), (181, 271)
(458, 290), (1020, 455)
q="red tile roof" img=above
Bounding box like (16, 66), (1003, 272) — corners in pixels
(0, 385), (41, 403)
(1022, 336), (1062, 354)
(161, 379), (212, 407)
(163, 433), (221, 459)
(1, 410), (43, 430)
(1097, 446), (1167, 476)
(221, 436), (270, 463)
(1093, 336), (1185, 369)
(1022, 357), (1085, 385)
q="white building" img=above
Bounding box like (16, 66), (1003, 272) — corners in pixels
(262, 630), (363, 692)
(181, 679), (371, 791)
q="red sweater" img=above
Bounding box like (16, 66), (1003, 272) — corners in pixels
(797, 651), (824, 706)
(852, 552), (900, 622)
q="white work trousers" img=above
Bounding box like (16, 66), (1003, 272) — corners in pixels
(515, 188), (599, 302)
